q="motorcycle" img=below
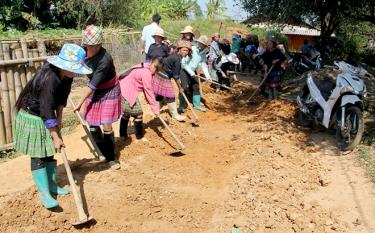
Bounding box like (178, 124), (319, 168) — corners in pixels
(289, 49), (322, 75)
(296, 61), (368, 151)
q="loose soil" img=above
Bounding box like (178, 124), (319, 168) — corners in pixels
(0, 74), (375, 233)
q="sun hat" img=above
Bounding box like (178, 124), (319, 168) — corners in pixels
(82, 24), (103, 46)
(196, 35), (209, 46)
(177, 40), (192, 51)
(152, 27), (166, 38)
(180, 25), (194, 35)
(47, 43), (92, 75)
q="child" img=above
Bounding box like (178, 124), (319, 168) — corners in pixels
(14, 44), (92, 209)
(119, 58), (163, 141)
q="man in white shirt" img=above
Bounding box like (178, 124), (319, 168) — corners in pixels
(141, 13), (162, 55)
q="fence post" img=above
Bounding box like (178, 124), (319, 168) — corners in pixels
(3, 44), (16, 131)
(0, 43), (12, 143)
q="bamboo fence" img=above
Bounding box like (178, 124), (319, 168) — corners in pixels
(0, 31), (141, 151)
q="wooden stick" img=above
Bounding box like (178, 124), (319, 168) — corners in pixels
(197, 75), (240, 93)
(14, 48), (27, 88)
(0, 63), (11, 143)
(0, 87), (6, 146)
(31, 49), (40, 70)
(3, 44), (15, 133)
(60, 147), (92, 224)
(174, 80), (199, 124)
(21, 39), (32, 82)
(158, 116), (185, 150)
(246, 64), (275, 102)
(68, 98), (103, 160)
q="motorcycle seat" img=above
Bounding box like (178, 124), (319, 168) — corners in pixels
(313, 76), (336, 101)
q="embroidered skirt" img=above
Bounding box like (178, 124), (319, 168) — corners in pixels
(83, 83), (122, 126)
(122, 97), (143, 117)
(152, 74), (175, 99)
(13, 110), (55, 158)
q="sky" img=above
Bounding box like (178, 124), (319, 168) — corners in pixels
(196, 0), (249, 21)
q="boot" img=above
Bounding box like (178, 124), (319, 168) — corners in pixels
(31, 168), (59, 209)
(134, 120), (144, 139)
(90, 126), (106, 161)
(177, 95), (186, 114)
(119, 117), (129, 138)
(103, 131), (115, 162)
(45, 160), (69, 196)
(167, 102), (186, 122)
(193, 95), (206, 112)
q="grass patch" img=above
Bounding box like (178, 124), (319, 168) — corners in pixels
(357, 147), (375, 182)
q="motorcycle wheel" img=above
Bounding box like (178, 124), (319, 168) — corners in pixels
(335, 106), (364, 151)
(298, 110), (312, 127)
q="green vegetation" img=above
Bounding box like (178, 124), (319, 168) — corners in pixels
(357, 147), (375, 182)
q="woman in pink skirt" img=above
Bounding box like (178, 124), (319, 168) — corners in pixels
(153, 40), (192, 122)
(74, 25), (121, 170)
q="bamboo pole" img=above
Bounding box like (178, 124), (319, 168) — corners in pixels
(37, 40), (47, 67)
(31, 49), (40, 70)
(28, 50), (36, 78)
(13, 48), (23, 98)
(0, 92), (6, 145)
(21, 39), (32, 82)
(0, 45), (12, 143)
(15, 48), (27, 88)
(3, 44), (15, 130)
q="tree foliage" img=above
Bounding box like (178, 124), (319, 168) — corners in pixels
(238, 0), (375, 42)
(0, 0), (199, 31)
(206, 0), (227, 19)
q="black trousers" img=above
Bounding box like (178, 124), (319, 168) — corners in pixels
(180, 70), (200, 97)
(31, 156), (55, 170)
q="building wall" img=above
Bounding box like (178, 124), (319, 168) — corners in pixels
(287, 35), (314, 52)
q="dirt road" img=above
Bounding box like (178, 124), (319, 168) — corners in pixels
(0, 80), (375, 233)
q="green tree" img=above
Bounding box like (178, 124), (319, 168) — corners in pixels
(238, 0), (375, 43)
(206, 0), (226, 19)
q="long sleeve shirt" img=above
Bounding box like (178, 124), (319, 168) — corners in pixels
(161, 52), (182, 80)
(182, 45), (211, 79)
(21, 63), (73, 128)
(146, 43), (169, 61)
(209, 40), (221, 61)
(119, 63), (159, 114)
(85, 47), (116, 90)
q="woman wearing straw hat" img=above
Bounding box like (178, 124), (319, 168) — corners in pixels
(75, 25), (121, 170)
(14, 44), (92, 209)
(179, 35), (212, 113)
(180, 25), (195, 43)
(146, 28), (169, 61)
(154, 40), (192, 122)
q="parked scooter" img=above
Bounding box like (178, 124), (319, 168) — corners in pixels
(296, 61), (369, 151)
(289, 49), (322, 75)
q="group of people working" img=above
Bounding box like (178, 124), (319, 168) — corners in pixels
(13, 13), (288, 210)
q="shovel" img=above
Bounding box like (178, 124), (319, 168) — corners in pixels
(68, 98), (105, 161)
(61, 147), (94, 226)
(174, 80), (199, 126)
(246, 64), (275, 102)
(158, 116), (185, 152)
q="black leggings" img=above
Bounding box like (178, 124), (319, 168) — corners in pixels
(180, 70), (200, 97)
(31, 156), (55, 171)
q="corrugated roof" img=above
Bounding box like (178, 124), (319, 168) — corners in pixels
(281, 25), (321, 36)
